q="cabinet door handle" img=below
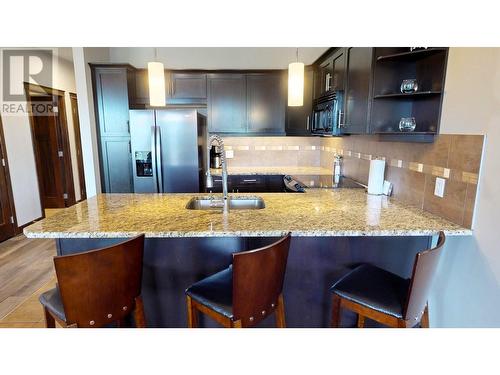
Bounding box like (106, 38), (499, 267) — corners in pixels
(337, 111), (344, 128)
(242, 179), (257, 183)
(306, 115), (310, 130)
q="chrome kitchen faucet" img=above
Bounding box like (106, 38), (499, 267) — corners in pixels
(205, 135), (228, 210)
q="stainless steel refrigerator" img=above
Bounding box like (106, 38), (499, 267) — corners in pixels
(129, 109), (207, 193)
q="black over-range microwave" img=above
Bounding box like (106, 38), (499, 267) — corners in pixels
(311, 91), (344, 136)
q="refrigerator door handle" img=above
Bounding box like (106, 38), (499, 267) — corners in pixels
(151, 124), (159, 193)
(156, 125), (163, 193)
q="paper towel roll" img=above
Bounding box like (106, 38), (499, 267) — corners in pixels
(367, 159), (386, 195)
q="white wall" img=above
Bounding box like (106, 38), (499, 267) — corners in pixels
(109, 47), (328, 69)
(429, 47), (500, 327)
(0, 48), (81, 225)
(72, 47), (110, 197)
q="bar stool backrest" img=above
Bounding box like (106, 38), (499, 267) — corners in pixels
(53, 235), (145, 328)
(232, 233), (291, 327)
(404, 231), (446, 322)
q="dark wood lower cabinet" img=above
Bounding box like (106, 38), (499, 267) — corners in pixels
(56, 235), (431, 327)
(100, 137), (133, 193)
(207, 175), (287, 193)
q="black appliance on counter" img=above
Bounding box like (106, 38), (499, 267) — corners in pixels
(312, 91), (344, 136)
(129, 109), (207, 193)
(209, 145), (222, 169)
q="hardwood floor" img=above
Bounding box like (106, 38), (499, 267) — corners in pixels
(0, 235), (57, 326)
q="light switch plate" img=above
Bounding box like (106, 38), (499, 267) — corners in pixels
(225, 150), (234, 159)
(434, 177), (446, 198)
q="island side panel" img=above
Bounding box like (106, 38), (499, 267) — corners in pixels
(56, 236), (432, 328)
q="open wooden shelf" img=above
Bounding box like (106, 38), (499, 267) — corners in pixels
(373, 91), (442, 99)
(376, 48), (447, 62)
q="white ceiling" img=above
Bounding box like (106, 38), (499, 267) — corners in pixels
(109, 47), (329, 69)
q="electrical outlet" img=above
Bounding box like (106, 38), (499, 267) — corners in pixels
(225, 149), (234, 159)
(434, 177), (446, 198)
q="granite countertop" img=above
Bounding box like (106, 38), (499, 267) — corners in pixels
(210, 166), (333, 176)
(23, 189), (471, 239)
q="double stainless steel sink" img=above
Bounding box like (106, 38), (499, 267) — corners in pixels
(186, 196), (265, 210)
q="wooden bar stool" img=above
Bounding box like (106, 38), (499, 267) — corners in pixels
(330, 232), (446, 328)
(185, 233), (291, 328)
(39, 235), (146, 328)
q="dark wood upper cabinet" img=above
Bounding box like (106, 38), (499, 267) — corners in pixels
(169, 73), (207, 104)
(331, 48), (346, 92)
(313, 48), (346, 100)
(342, 47), (374, 135)
(133, 69), (171, 106)
(246, 73), (285, 134)
(286, 67), (313, 135)
(207, 73), (247, 133)
(93, 66), (135, 136)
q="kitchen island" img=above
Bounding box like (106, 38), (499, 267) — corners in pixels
(24, 189), (470, 327)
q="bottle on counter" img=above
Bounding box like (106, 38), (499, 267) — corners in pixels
(333, 154), (343, 188)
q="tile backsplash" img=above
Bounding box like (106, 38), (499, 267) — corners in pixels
(220, 134), (484, 229)
(321, 135), (484, 228)
(221, 137), (321, 168)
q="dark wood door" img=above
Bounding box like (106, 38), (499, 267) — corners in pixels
(246, 73), (285, 134)
(69, 93), (86, 201)
(169, 73), (207, 104)
(207, 74), (246, 133)
(94, 67), (131, 136)
(286, 67), (314, 135)
(0, 117), (16, 242)
(343, 47), (373, 134)
(30, 96), (67, 208)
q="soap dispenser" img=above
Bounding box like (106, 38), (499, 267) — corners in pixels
(333, 154), (343, 188)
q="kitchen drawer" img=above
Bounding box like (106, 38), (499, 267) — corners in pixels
(231, 175), (267, 192)
(207, 175), (232, 193)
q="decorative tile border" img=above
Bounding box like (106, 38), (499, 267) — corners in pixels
(321, 146), (480, 185)
(221, 139), (480, 186)
(222, 144), (319, 151)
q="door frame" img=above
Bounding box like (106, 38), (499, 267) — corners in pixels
(0, 115), (18, 238)
(69, 92), (86, 201)
(24, 83), (76, 213)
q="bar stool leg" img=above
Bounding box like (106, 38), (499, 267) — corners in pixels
(357, 314), (365, 328)
(43, 307), (56, 328)
(421, 304), (430, 328)
(275, 294), (286, 328)
(331, 294), (342, 328)
(133, 296), (147, 328)
(186, 296), (198, 328)
(231, 320), (242, 328)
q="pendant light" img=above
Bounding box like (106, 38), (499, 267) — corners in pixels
(148, 47), (166, 107)
(288, 48), (304, 107)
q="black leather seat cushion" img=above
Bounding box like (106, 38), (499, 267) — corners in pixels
(185, 266), (233, 319)
(39, 286), (66, 322)
(330, 264), (410, 318)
